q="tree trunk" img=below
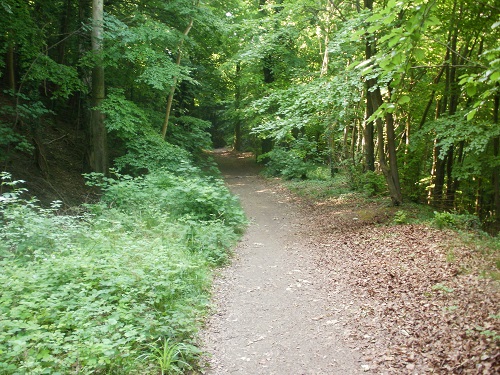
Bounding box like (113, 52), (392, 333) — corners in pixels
(493, 88), (500, 223)
(364, 84), (376, 172)
(371, 87), (402, 205)
(350, 121), (357, 163)
(363, 0), (376, 171)
(385, 110), (402, 204)
(6, 44), (15, 92)
(432, 144), (446, 206)
(88, 0), (108, 174)
(233, 62), (243, 151)
(363, 0), (401, 204)
(161, 17), (194, 140)
(430, 0), (465, 208)
(57, 0), (72, 64)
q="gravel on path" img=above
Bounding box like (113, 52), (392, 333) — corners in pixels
(200, 150), (362, 375)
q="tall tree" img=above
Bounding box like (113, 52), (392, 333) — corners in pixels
(363, 0), (402, 205)
(88, 0), (108, 173)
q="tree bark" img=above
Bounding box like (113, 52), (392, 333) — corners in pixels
(363, 0), (401, 204)
(493, 88), (500, 222)
(431, 0), (462, 207)
(233, 62), (243, 151)
(371, 87), (402, 205)
(385, 110), (402, 204)
(363, 0), (376, 171)
(57, 0), (73, 64)
(363, 85), (375, 171)
(88, 0), (108, 174)
(161, 17), (194, 140)
(6, 44), (15, 92)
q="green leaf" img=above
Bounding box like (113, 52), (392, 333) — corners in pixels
(397, 95), (410, 105)
(466, 108), (477, 121)
(413, 48), (425, 62)
(466, 85), (477, 97)
(490, 71), (500, 82)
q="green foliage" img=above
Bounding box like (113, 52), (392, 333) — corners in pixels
(431, 283), (454, 293)
(473, 327), (500, 342)
(285, 177), (353, 201)
(138, 338), (201, 375)
(433, 211), (481, 231)
(85, 169), (246, 232)
(0, 162), (245, 372)
(393, 210), (409, 225)
(113, 133), (193, 174)
(459, 21), (500, 121)
(168, 116), (213, 155)
(342, 162), (387, 197)
(102, 13), (195, 91)
(259, 147), (313, 180)
(25, 55), (84, 99)
(98, 89), (149, 140)
(0, 121), (33, 162)
(258, 136), (327, 180)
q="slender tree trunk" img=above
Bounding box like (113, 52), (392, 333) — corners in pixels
(161, 18), (194, 140)
(363, 0), (401, 204)
(57, 0), (72, 64)
(493, 88), (500, 222)
(321, 33), (329, 76)
(343, 126), (349, 159)
(371, 87), (402, 205)
(432, 145), (446, 206)
(364, 82), (375, 171)
(88, 0), (108, 174)
(350, 121), (357, 162)
(431, 0), (463, 207)
(6, 45), (15, 92)
(328, 128), (336, 176)
(445, 146), (454, 207)
(363, 0), (376, 171)
(233, 62), (243, 151)
(385, 110), (402, 204)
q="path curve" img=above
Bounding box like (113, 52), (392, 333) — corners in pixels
(200, 150), (361, 374)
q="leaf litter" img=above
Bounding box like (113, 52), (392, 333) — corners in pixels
(292, 194), (500, 374)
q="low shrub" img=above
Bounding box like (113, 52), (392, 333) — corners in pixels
(259, 147), (314, 180)
(433, 211), (481, 230)
(0, 161), (245, 373)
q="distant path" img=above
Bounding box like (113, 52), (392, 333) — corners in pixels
(200, 150), (361, 374)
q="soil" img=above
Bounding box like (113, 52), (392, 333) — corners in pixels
(201, 150), (500, 374)
(1, 116), (96, 208)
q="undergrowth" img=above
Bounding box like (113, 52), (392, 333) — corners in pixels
(0, 146), (246, 374)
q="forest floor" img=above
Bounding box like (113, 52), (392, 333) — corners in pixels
(200, 150), (499, 374)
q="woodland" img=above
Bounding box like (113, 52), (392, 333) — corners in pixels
(0, 0), (499, 373)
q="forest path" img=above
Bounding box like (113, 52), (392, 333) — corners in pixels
(200, 150), (361, 374)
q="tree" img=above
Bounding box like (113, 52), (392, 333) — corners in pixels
(88, 0), (108, 174)
(161, 0), (199, 140)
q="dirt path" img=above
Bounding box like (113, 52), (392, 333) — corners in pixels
(200, 150), (362, 374)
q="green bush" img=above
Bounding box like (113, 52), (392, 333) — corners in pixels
(342, 161), (387, 197)
(0, 163), (245, 373)
(113, 132), (193, 175)
(393, 210), (409, 225)
(433, 211), (481, 230)
(259, 147), (313, 180)
(85, 169), (246, 229)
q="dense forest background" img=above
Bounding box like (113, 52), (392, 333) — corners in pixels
(1, 1), (499, 373)
(1, 0), (499, 221)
